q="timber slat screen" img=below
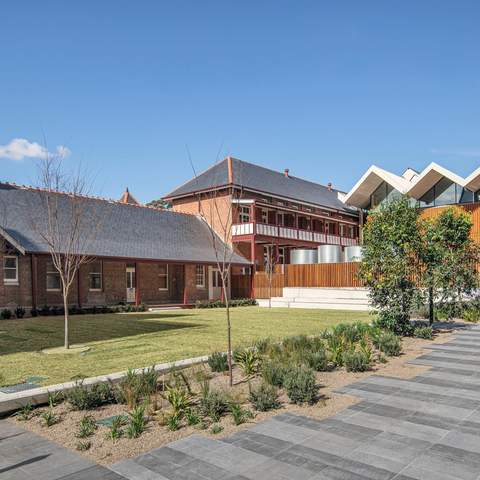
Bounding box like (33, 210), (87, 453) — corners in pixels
(254, 262), (363, 298)
(231, 274), (251, 299)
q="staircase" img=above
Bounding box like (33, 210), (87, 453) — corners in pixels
(257, 287), (371, 311)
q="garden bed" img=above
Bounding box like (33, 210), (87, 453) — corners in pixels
(8, 323), (455, 466)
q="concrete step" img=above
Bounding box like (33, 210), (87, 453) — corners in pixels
(283, 287), (369, 300)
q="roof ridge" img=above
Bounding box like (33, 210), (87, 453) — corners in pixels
(231, 157), (344, 192)
(0, 181), (199, 217)
(163, 157), (229, 198)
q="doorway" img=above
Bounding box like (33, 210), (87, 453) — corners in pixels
(126, 266), (136, 303)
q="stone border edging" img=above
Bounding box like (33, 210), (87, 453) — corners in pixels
(0, 354), (209, 416)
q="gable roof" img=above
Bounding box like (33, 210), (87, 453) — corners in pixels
(407, 162), (466, 198)
(0, 183), (249, 265)
(164, 157), (357, 214)
(342, 165), (412, 209)
(118, 188), (141, 205)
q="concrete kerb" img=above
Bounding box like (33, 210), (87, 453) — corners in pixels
(0, 354), (209, 416)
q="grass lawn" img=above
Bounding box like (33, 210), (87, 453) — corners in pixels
(0, 307), (371, 387)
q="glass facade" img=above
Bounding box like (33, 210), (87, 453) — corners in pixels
(370, 182), (402, 209)
(419, 179), (475, 207)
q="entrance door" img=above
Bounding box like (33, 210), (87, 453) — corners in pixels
(126, 266), (136, 303)
(209, 267), (222, 300)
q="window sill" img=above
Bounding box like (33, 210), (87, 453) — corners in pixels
(196, 286), (206, 289)
(158, 288), (169, 291)
(47, 289), (61, 292)
(89, 289), (103, 292)
(4, 281), (19, 286)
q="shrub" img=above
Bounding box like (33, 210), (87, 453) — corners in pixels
(76, 415), (96, 438)
(249, 382), (281, 411)
(48, 391), (64, 408)
(283, 366), (318, 405)
(375, 312), (414, 336)
(106, 416), (126, 441)
(76, 440), (91, 451)
(41, 409), (59, 427)
(207, 352), (229, 373)
(374, 331), (402, 357)
(234, 349), (260, 377)
(167, 414), (181, 431)
(198, 389), (229, 422)
(304, 349), (329, 372)
(66, 381), (117, 410)
(126, 405), (147, 439)
(195, 298), (257, 309)
(229, 402), (253, 425)
(39, 305), (51, 316)
(261, 361), (287, 387)
(164, 386), (191, 418)
(15, 403), (33, 421)
(210, 424), (223, 434)
(254, 337), (272, 355)
(414, 326), (434, 339)
(343, 350), (371, 372)
(325, 333), (345, 367)
(463, 307), (480, 323)
(30, 308), (38, 317)
(282, 335), (311, 354)
(1, 309), (12, 320)
(15, 306), (26, 319)
(185, 409), (201, 426)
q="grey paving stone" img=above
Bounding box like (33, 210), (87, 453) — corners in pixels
(109, 459), (169, 479)
(57, 466), (127, 479)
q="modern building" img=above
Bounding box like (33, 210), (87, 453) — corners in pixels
(163, 157), (360, 270)
(343, 162), (480, 241)
(0, 182), (249, 310)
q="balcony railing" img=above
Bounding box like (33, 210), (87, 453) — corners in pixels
(231, 222), (358, 246)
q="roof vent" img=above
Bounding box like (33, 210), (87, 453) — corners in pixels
(284, 168), (290, 178)
(327, 182), (333, 191)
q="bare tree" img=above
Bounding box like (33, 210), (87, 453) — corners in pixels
(31, 153), (100, 349)
(189, 154), (244, 387)
(264, 244), (278, 308)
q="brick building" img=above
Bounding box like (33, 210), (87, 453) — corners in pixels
(163, 157), (360, 270)
(0, 183), (249, 310)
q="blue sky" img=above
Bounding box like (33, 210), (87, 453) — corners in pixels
(1, 1), (480, 202)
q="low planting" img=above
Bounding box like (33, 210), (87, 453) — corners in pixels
(195, 298), (257, 308)
(10, 317), (434, 463)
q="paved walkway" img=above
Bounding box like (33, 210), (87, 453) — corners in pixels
(111, 325), (480, 480)
(2, 325), (480, 479)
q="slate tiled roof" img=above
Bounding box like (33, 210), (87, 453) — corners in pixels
(0, 183), (250, 265)
(164, 157), (357, 213)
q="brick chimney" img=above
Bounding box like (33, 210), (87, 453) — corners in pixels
(327, 182), (332, 191)
(284, 168), (290, 178)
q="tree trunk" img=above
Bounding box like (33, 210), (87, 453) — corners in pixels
(223, 281), (233, 387)
(268, 277), (272, 308)
(428, 286), (434, 326)
(63, 292), (70, 349)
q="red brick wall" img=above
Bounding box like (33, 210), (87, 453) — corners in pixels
(0, 251), (210, 309)
(0, 245), (33, 309)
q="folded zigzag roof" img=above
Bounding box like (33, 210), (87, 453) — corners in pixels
(344, 162), (480, 208)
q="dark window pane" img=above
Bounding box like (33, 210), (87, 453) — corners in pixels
(434, 178), (456, 206)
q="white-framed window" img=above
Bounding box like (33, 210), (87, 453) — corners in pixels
(277, 212), (285, 226)
(195, 265), (206, 288)
(239, 206), (250, 223)
(3, 256), (18, 284)
(261, 209), (268, 224)
(339, 224), (345, 237)
(46, 260), (61, 291)
(89, 261), (102, 291)
(158, 264), (169, 290)
(349, 226), (355, 238)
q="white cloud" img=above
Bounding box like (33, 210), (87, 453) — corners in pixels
(431, 148), (480, 158)
(0, 138), (71, 161)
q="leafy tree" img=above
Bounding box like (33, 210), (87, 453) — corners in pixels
(146, 198), (171, 209)
(420, 208), (479, 323)
(359, 197), (422, 334)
